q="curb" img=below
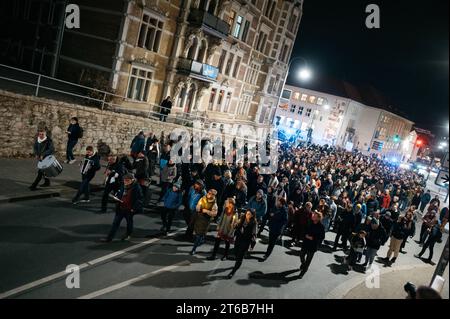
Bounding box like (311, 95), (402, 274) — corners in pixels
(326, 263), (432, 299)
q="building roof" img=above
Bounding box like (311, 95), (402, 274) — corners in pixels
(288, 76), (412, 122)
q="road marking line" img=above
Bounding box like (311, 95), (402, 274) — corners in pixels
(77, 260), (190, 299)
(0, 229), (185, 299)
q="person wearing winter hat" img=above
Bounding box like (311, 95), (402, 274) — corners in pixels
(190, 189), (218, 255)
(184, 179), (206, 238)
(101, 173), (143, 242)
(207, 197), (239, 260)
(160, 181), (183, 234)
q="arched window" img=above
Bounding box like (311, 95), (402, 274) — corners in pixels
(207, 0), (218, 15)
(185, 83), (197, 113)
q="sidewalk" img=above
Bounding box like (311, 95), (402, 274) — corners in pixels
(343, 263), (449, 299)
(0, 157), (106, 203)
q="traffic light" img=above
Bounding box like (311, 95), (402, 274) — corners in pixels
(416, 139), (423, 147)
(393, 135), (400, 143)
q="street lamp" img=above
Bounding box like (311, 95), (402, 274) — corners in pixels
(272, 56), (312, 125)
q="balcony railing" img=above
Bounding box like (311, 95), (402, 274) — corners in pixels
(177, 57), (218, 82)
(188, 8), (230, 37)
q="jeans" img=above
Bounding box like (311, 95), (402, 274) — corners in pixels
(107, 211), (134, 240)
(161, 208), (176, 231)
(66, 139), (78, 161)
(364, 247), (378, 266)
(73, 175), (93, 200)
(31, 170), (49, 188)
(322, 217), (330, 232)
(191, 234), (206, 253)
(264, 232), (281, 258)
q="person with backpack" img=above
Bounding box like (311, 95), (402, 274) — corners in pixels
(72, 146), (101, 204)
(66, 117), (82, 164)
(415, 219), (443, 263)
(362, 218), (387, 271)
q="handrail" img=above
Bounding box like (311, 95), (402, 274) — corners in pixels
(0, 63), (277, 144)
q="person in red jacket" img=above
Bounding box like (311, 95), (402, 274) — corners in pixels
(381, 190), (391, 210)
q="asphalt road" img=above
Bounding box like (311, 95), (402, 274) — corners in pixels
(0, 192), (447, 299)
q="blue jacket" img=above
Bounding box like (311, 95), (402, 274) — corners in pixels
(188, 186), (206, 212)
(163, 188), (183, 209)
(130, 134), (145, 154)
(246, 195), (267, 220)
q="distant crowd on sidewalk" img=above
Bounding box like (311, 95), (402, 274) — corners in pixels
(29, 118), (448, 282)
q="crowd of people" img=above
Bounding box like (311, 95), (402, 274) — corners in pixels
(30, 125), (449, 281)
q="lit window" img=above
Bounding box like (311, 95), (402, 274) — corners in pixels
(308, 96), (317, 104)
(317, 98), (324, 105)
(293, 92), (300, 100)
(301, 94), (308, 101)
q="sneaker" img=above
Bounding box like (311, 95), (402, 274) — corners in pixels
(121, 235), (131, 241)
(69, 159), (77, 164)
(80, 199), (90, 203)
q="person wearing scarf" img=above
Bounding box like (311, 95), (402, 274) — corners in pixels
(30, 128), (55, 190)
(190, 189), (218, 255)
(207, 197), (239, 261)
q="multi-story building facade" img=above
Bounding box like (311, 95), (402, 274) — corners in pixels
(275, 84), (415, 161)
(0, 0), (304, 132)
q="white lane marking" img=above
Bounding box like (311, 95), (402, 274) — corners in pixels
(0, 229), (185, 299)
(77, 260), (191, 299)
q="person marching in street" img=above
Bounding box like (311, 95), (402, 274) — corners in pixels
(227, 209), (258, 279)
(159, 159), (177, 202)
(66, 117), (82, 164)
(298, 212), (325, 279)
(184, 179), (206, 238)
(133, 151), (149, 204)
(260, 197), (288, 262)
(29, 128), (55, 191)
(399, 208), (416, 254)
(207, 197), (239, 261)
(161, 181), (183, 234)
(383, 214), (411, 266)
(145, 136), (160, 181)
(362, 217), (387, 271)
(419, 190), (432, 213)
(419, 208), (438, 245)
(190, 189), (218, 255)
(130, 131), (146, 162)
(72, 146), (101, 204)
(101, 154), (125, 213)
(415, 218), (443, 263)
(346, 230), (367, 271)
(332, 200), (356, 251)
(101, 173), (143, 242)
(247, 189), (268, 227)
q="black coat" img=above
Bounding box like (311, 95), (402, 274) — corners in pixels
(303, 221), (325, 252)
(366, 226), (387, 249)
(133, 157), (149, 180)
(33, 137), (54, 159)
(67, 123), (81, 141)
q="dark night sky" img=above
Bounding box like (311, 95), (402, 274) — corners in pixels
(288, 0), (449, 136)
